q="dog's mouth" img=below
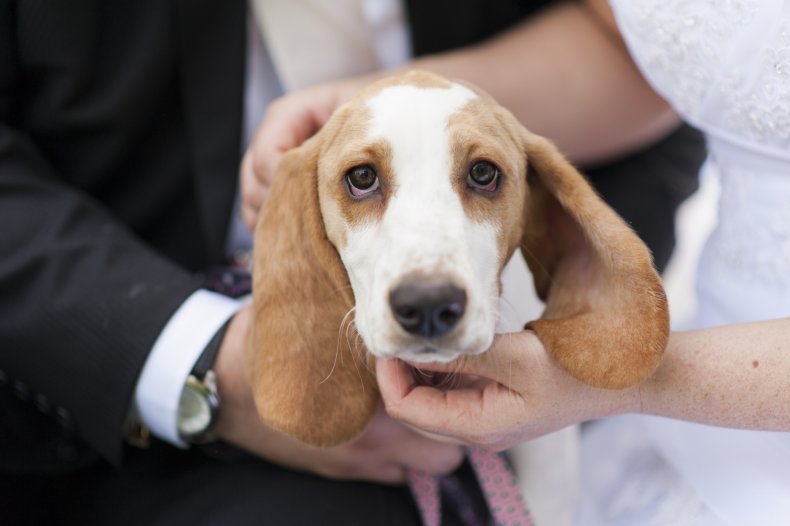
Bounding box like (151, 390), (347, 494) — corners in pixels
(394, 328), (494, 361)
(406, 363), (486, 391)
(391, 332), (493, 364)
(410, 366), (454, 388)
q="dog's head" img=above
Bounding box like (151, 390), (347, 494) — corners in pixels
(248, 71), (668, 446)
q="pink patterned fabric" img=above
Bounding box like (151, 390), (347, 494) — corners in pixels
(408, 447), (533, 526)
(408, 469), (442, 526)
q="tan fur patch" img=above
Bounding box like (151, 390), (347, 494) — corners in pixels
(247, 134), (379, 447)
(315, 99), (397, 250)
(521, 134), (668, 389)
(446, 98), (527, 273)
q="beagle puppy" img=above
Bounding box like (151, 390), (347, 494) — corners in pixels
(247, 71), (668, 447)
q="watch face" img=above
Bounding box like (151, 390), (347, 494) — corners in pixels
(178, 384), (213, 438)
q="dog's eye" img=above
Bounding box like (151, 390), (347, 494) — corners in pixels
(467, 161), (500, 192)
(346, 165), (379, 197)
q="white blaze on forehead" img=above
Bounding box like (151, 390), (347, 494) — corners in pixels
(365, 82), (477, 223)
(366, 83), (477, 152)
(363, 82), (481, 248)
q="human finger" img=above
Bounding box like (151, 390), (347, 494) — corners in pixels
(239, 150), (268, 230)
(351, 404), (464, 475)
(376, 358), (518, 448)
(239, 94), (326, 228)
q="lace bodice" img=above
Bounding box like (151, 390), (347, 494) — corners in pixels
(610, 0), (790, 157)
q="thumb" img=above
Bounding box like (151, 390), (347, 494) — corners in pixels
(459, 330), (543, 388)
(393, 331), (543, 389)
(376, 357), (517, 447)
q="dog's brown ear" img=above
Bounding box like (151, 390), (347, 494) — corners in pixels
(246, 138), (378, 447)
(521, 134), (669, 389)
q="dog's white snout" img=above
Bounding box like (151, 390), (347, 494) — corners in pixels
(388, 278), (467, 339)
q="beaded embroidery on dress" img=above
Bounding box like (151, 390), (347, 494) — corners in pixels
(578, 2), (790, 524)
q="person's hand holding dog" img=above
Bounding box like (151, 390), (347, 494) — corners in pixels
(212, 306), (465, 483)
(377, 320), (790, 450)
(376, 330), (640, 451)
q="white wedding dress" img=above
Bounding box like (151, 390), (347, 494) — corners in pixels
(577, 1), (790, 524)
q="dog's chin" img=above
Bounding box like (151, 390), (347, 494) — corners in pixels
(365, 346), (462, 364)
(361, 327), (495, 364)
(394, 337), (492, 365)
(399, 348), (462, 364)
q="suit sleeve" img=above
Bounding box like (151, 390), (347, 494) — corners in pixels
(0, 123), (202, 464)
(0, 4), (199, 465)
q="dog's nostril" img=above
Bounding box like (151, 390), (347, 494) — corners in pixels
(393, 306), (422, 332)
(436, 302), (464, 327)
(389, 281), (467, 338)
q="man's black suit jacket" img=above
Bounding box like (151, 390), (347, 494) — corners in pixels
(0, 0), (703, 476)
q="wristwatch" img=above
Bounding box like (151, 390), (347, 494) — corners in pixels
(176, 320), (228, 444)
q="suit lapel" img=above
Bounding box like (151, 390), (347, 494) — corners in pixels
(172, 0), (245, 261)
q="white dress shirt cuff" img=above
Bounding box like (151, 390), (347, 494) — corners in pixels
(134, 289), (241, 448)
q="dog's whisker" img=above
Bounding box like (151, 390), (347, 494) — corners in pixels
(343, 314), (361, 369)
(519, 246), (553, 288)
(508, 339), (513, 395)
(329, 284), (355, 297)
(496, 295), (526, 330)
(343, 315), (372, 392)
(436, 357), (462, 389)
(458, 355), (476, 390)
(340, 306), (359, 368)
(353, 332), (375, 377)
(495, 320), (536, 396)
(445, 369), (462, 390)
(349, 345), (367, 393)
(321, 321), (347, 387)
(348, 320), (377, 390)
(322, 306), (359, 386)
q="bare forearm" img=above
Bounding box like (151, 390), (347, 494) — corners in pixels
(408, 1), (678, 164)
(246, 0), (680, 220)
(641, 318), (790, 431)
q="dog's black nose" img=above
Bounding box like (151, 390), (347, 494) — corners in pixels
(389, 281), (467, 338)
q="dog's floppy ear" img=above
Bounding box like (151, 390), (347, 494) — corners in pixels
(246, 137), (378, 447)
(521, 134), (669, 389)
